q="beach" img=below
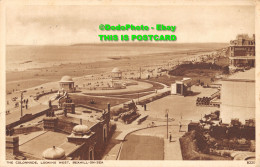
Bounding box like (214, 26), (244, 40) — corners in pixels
(6, 43), (227, 93)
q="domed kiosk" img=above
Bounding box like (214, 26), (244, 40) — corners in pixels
(111, 67), (125, 89)
(59, 76), (75, 93)
(72, 124), (91, 136)
(66, 124), (96, 160)
(42, 146), (65, 160)
(112, 67), (122, 80)
(67, 124), (94, 143)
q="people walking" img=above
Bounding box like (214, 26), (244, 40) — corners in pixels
(179, 121), (182, 132)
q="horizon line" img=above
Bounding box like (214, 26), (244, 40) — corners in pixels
(6, 42), (229, 46)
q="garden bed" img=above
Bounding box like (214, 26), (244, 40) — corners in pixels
(179, 130), (232, 160)
(120, 134), (164, 160)
(61, 95), (129, 110)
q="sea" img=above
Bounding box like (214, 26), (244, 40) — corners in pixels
(6, 43), (227, 72)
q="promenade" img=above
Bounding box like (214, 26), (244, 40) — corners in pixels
(6, 104), (48, 125)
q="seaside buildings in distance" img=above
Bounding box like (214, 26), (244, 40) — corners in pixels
(5, 34), (255, 161)
(229, 34), (255, 70)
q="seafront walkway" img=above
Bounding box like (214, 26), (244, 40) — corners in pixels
(102, 120), (187, 160)
(6, 104), (48, 125)
(103, 85), (219, 160)
(102, 103), (189, 160)
(164, 129), (185, 160)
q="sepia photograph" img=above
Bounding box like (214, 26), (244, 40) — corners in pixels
(1, 0), (259, 166)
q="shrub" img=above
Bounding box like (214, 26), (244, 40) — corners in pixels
(180, 131), (232, 160)
(110, 106), (128, 116)
(109, 122), (117, 138)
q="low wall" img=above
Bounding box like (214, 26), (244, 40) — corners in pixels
(6, 108), (50, 130)
(137, 91), (170, 105)
(76, 104), (103, 112)
(56, 119), (77, 134)
(13, 125), (43, 135)
(34, 90), (58, 100)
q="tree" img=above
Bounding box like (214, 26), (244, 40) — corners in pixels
(223, 66), (229, 74)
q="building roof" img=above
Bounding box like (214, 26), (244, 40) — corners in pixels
(59, 115), (97, 128)
(42, 146), (65, 160)
(59, 76), (74, 83)
(236, 34), (255, 40)
(19, 131), (79, 159)
(73, 124), (90, 135)
(224, 68), (255, 81)
(112, 67), (121, 73)
(229, 56), (255, 60)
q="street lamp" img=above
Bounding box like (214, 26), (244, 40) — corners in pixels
(165, 109), (169, 139)
(20, 91), (23, 117)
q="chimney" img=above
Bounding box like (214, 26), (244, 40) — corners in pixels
(6, 136), (19, 155)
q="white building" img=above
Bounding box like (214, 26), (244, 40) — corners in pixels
(220, 69), (255, 123)
(171, 78), (192, 96)
(111, 67), (122, 80)
(59, 76), (75, 93)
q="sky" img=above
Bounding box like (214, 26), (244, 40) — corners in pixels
(6, 4), (255, 45)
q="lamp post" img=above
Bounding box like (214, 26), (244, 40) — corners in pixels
(20, 91), (23, 117)
(165, 109), (169, 139)
(139, 67), (142, 79)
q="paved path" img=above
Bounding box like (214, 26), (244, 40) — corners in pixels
(102, 143), (122, 160)
(6, 104), (48, 125)
(115, 125), (148, 141)
(112, 124), (187, 160)
(107, 99), (190, 160)
(164, 131), (185, 160)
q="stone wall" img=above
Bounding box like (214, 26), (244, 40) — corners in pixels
(56, 119), (77, 134)
(13, 125), (43, 135)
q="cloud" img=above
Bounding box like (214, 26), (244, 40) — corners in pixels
(6, 5), (255, 45)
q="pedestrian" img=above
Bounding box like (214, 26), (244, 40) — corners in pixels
(179, 121), (182, 132)
(144, 104), (147, 111)
(169, 133), (172, 142)
(64, 108), (67, 117)
(26, 99), (28, 109)
(49, 100), (52, 109)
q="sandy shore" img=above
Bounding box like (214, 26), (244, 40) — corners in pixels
(5, 44), (227, 116)
(6, 48), (219, 93)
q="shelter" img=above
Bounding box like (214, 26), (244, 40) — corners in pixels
(111, 67), (125, 88)
(59, 76), (75, 93)
(111, 67), (122, 80)
(171, 78), (192, 96)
